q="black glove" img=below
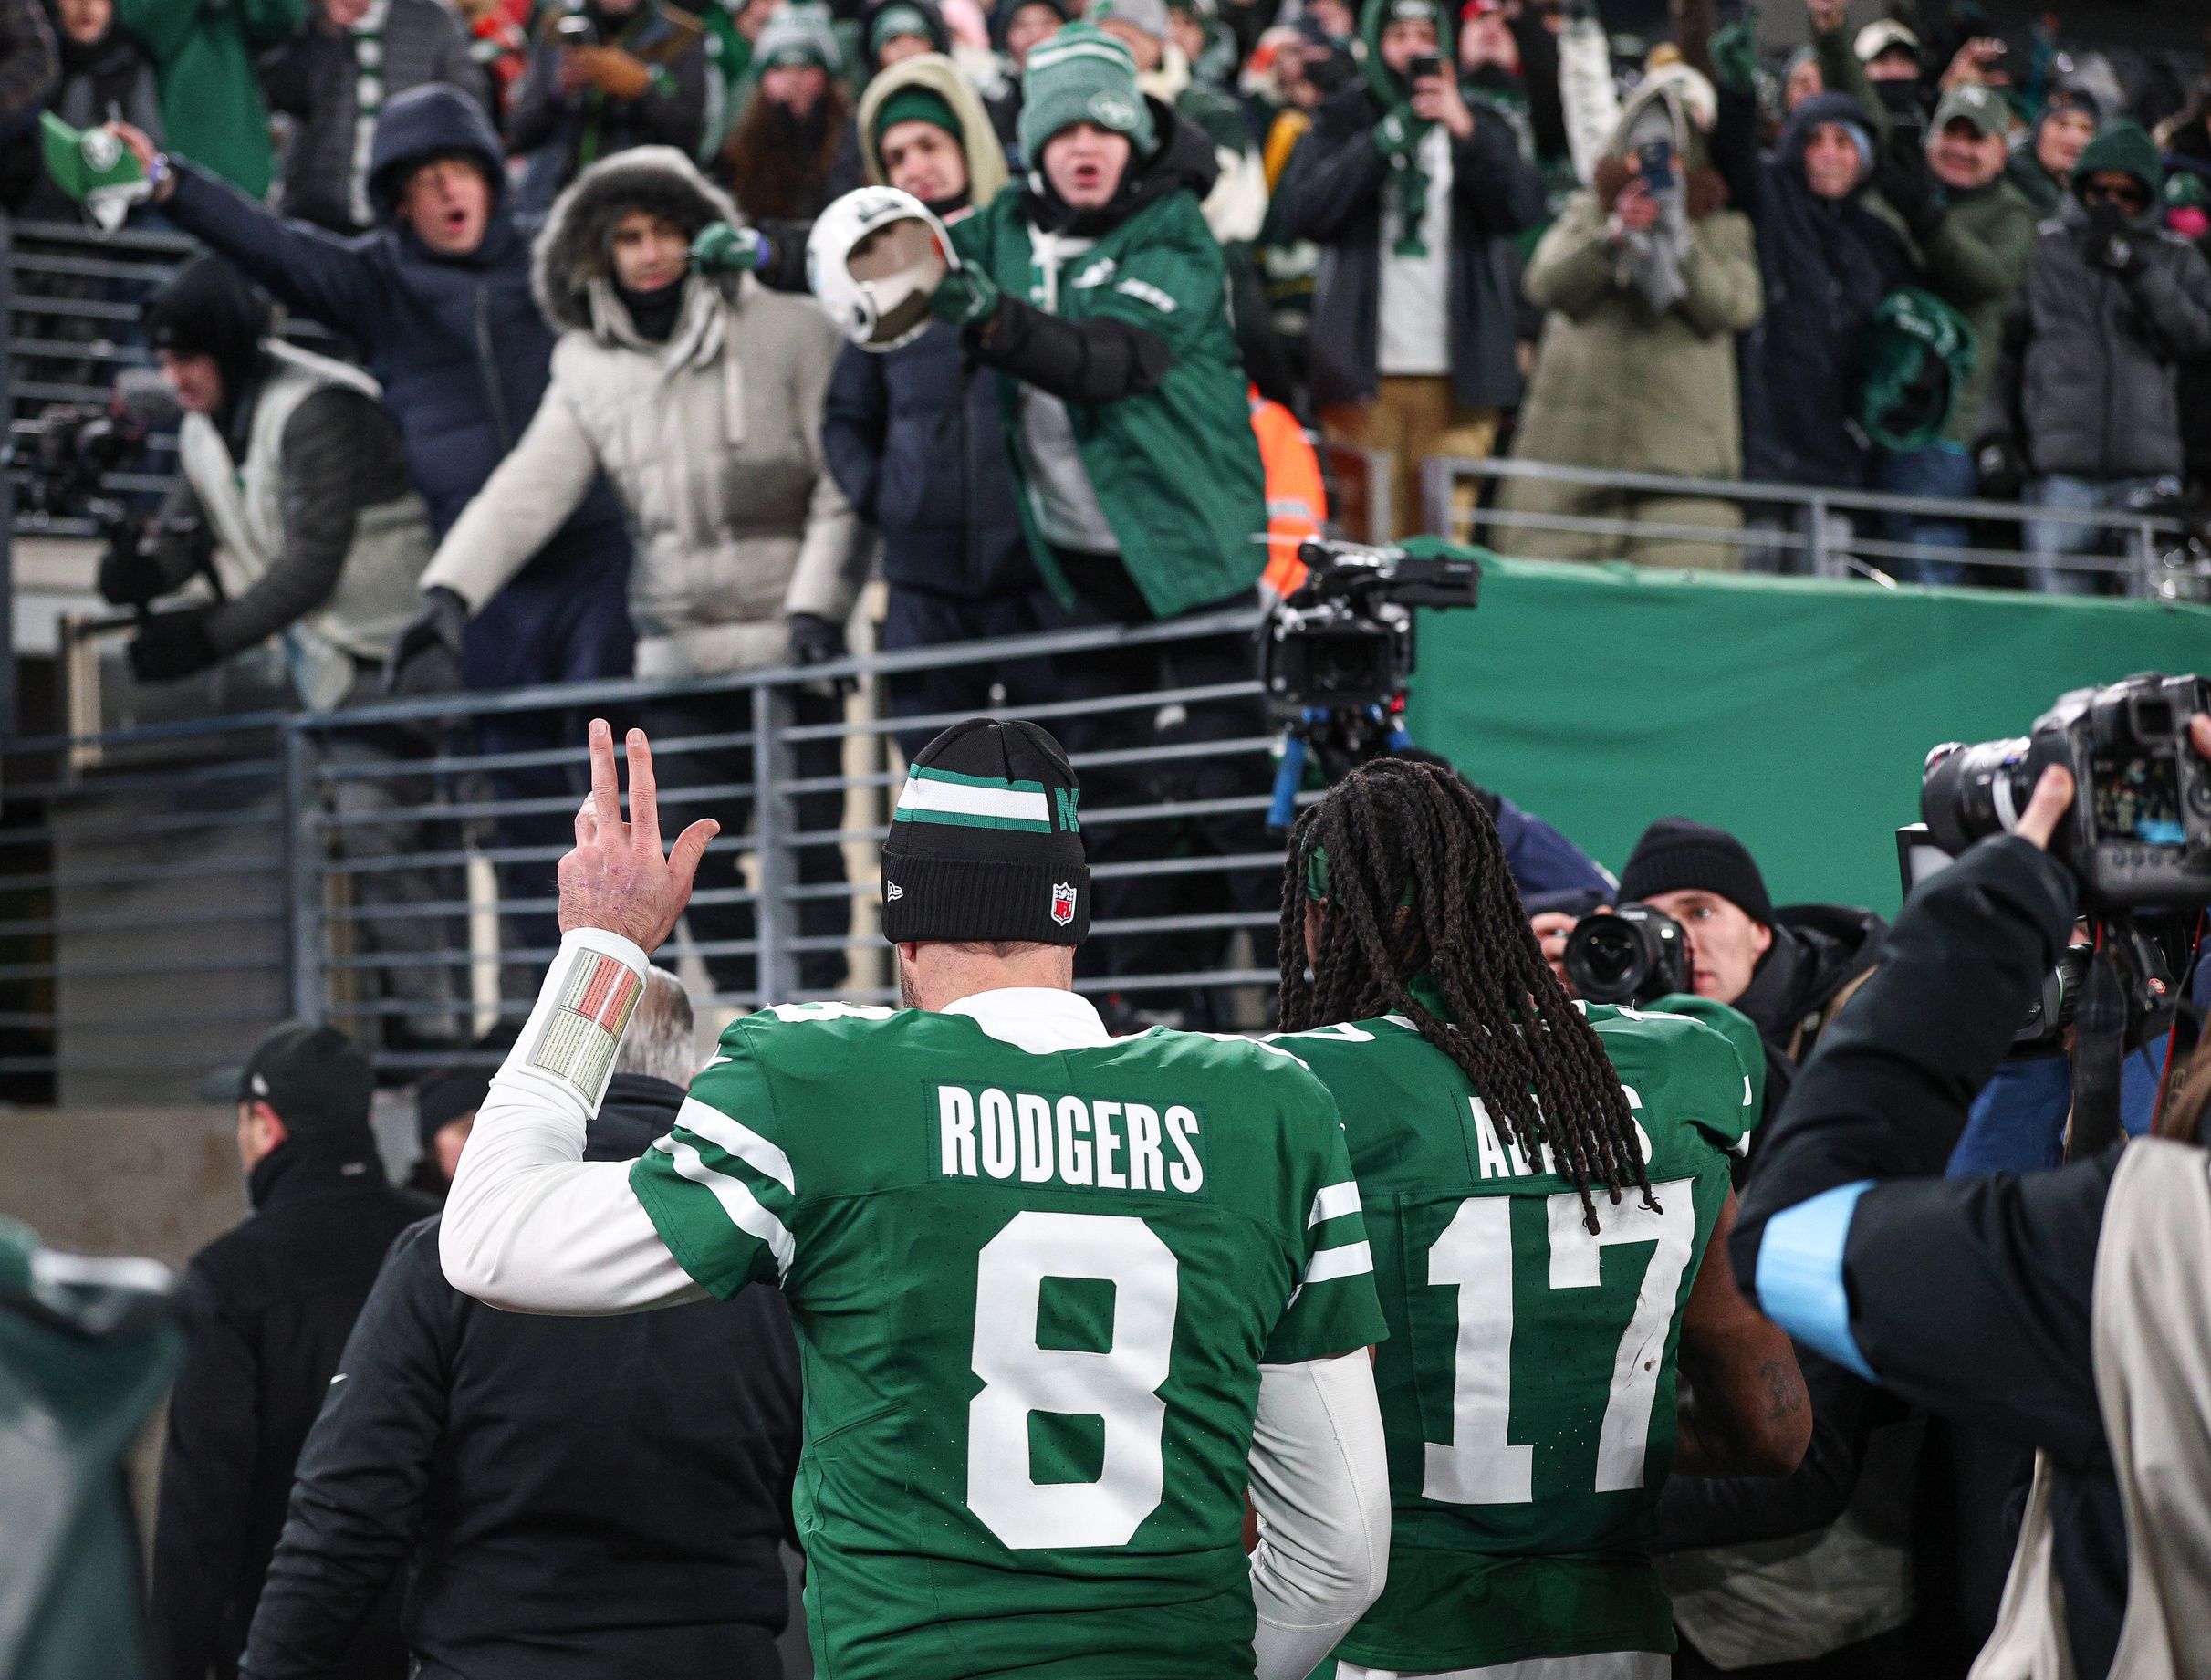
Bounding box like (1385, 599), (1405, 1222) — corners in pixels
(787, 610), (852, 696)
(787, 610), (847, 665)
(1874, 145), (1945, 238)
(126, 604), (219, 682)
(382, 585), (468, 695)
(1974, 435), (2026, 501)
(2085, 203), (2146, 275)
(96, 526), (165, 608)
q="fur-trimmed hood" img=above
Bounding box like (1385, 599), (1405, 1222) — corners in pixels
(854, 51), (1009, 208)
(532, 145), (743, 335)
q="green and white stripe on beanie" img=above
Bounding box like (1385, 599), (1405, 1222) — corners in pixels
(894, 765), (1056, 833)
(1017, 22), (1157, 162)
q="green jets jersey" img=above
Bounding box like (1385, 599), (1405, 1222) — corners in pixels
(629, 999), (1389, 1680)
(1276, 996), (1757, 1672)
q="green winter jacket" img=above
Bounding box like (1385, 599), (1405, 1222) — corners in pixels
(117, 0), (304, 196)
(951, 164), (1266, 620)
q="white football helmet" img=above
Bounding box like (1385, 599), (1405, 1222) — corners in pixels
(807, 186), (955, 353)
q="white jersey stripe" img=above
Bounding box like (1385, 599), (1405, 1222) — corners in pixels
(676, 1096), (795, 1195)
(662, 1138), (795, 1278)
(1302, 1240), (1374, 1285)
(1309, 1181), (1362, 1226)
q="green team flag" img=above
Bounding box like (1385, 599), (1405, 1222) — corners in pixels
(39, 113), (151, 235)
(628, 1001), (1390, 1680)
(1276, 997), (1757, 1672)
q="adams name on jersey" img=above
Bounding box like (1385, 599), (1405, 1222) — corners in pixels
(627, 998), (1390, 1680)
(1277, 995), (1757, 1673)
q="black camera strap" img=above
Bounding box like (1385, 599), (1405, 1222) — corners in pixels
(2068, 949), (2127, 1159)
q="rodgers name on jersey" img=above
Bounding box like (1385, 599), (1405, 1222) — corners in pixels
(628, 1000), (1388, 1680)
(1276, 997), (1757, 1674)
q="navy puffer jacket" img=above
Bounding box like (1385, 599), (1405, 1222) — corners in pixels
(162, 86), (632, 674)
(820, 322), (1038, 601)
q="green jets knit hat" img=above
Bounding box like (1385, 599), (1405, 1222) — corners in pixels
(872, 84), (964, 146)
(756, 2), (843, 73)
(881, 719), (1090, 946)
(1018, 23), (1156, 162)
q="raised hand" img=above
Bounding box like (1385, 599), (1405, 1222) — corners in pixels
(558, 719), (719, 953)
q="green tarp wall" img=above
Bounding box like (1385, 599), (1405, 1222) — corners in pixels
(1406, 558), (2211, 915)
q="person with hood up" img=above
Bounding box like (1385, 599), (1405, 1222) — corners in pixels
(1498, 62), (1761, 570)
(1737, 87), (1909, 500)
(418, 145), (868, 999)
(718, 1), (857, 221)
(820, 53), (1057, 757)
(238, 969), (804, 1680)
(2006, 80), (2096, 216)
(258, 0), (486, 234)
(113, 86), (639, 996)
(924, 21), (1274, 1022)
(506, 0), (710, 212)
(1616, 815), (1885, 1115)
(1269, 0), (1544, 539)
(1977, 120), (2211, 593)
(1090, 0), (1266, 244)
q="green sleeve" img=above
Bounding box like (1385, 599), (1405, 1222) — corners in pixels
(1077, 202), (1236, 360)
(1920, 193), (2037, 309)
(239, 0), (307, 50)
(1260, 1094), (1390, 1363)
(112, 0), (201, 65)
(1648, 994), (1764, 1142)
(628, 1026), (795, 1299)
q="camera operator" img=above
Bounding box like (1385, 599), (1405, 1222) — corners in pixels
(1731, 715), (2211, 1680)
(108, 256), (462, 1052)
(1613, 817), (1885, 1110)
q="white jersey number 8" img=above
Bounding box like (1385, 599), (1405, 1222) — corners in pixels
(968, 1210), (1179, 1549)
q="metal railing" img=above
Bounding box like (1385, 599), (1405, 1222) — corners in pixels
(1422, 455), (2206, 599)
(0, 611), (1293, 1099)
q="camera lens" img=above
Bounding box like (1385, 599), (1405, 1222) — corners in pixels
(1922, 736), (2036, 855)
(1564, 917), (1653, 1005)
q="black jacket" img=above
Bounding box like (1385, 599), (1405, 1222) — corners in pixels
(1740, 92), (1911, 489)
(820, 320), (1038, 602)
(1270, 81), (1544, 412)
(150, 1133), (430, 1680)
(1734, 900), (1886, 1113)
(1982, 201), (2211, 482)
(241, 1074), (803, 1680)
(260, 0), (487, 234)
(1734, 836), (2132, 1680)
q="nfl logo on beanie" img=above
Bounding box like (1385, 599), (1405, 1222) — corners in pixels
(882, 719), (1091, 946)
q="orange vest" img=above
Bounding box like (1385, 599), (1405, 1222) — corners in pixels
(1250, 387), (1327, 598)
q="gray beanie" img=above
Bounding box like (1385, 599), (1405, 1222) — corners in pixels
(1018, 23), (1156, 162)
(755, 2), (843, 73)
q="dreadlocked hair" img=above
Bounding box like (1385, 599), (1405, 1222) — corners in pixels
(1276, 757), (1654, 1234)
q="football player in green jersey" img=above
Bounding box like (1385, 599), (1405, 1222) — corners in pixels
(1270, 757), (1812, 1680)
(442, 716), (1396, 1680)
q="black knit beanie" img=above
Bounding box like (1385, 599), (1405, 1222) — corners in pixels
(881, 719), (1090, 945)
(1617, 818), (1773, 924)
(144, 255), (270, 419)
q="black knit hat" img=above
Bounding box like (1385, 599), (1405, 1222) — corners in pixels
(1617, 818), (1773, 924)
(144, 255), (269, 416)
(881, 719), (1090, 945)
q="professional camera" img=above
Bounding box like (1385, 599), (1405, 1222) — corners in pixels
(1922, 672), (2211, 911)
(16, 369), (175, 531)
(1262, 538), (1480, 712)
(1562, 903), (1693, 1006)
(1262, 538), (1482, 829)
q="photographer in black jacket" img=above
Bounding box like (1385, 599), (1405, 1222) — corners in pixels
(241, 967), (802, 1680)
(1732, 714), (2211, 1680)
